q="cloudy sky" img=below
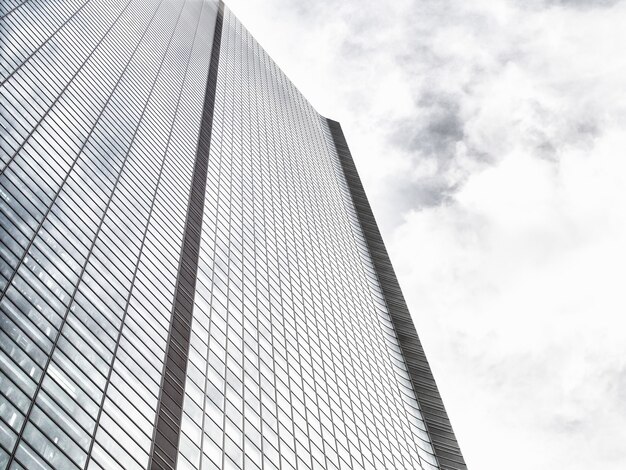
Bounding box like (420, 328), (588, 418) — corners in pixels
(227, 0), (626, 468)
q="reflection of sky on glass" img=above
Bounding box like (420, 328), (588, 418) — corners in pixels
(225, 1), (626, 469)
(176, 7), (445, 468)
(0, 0), (216, 467)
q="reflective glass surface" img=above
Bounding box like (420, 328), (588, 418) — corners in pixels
(1, 0), (218, 468)
(1, 1), (441, 469)
(175, 8), (436, 470)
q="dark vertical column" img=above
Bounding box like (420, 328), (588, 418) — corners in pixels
(327, 119), (467, 470)
(148, 3), (224, 469)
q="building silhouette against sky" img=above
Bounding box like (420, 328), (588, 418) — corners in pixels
(0, 1), (465, 469)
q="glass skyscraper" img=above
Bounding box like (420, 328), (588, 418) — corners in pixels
(0, 1), (466, 469)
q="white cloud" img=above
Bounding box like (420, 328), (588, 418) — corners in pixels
(394, 127), (626, 468)
(227, 0), (626, 468)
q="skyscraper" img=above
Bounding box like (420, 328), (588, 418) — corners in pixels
(0, 0), (466, 469)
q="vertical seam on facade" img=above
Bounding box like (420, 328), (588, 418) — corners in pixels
(82, 0), (206, 466)
(326, 118), (467, 470)
(0, 0), (29, 20)
(0, 0), (136, 300)
(0, 0), (92, 83)
(2, 0), (170, 465)
(147, 2), (224, 469)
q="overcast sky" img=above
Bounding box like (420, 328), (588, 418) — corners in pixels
(226, 0), (626, 469)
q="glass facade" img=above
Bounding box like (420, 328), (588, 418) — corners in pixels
(0, 1), (465, 470)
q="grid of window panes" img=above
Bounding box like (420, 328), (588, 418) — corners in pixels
(325, 124), (440, 470)
(174, 8), (437, 470)
(0, 1), (218, 469)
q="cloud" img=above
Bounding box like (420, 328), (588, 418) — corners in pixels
(546, 0), (621, 8)
(392, 126), (626, 468)
(226, 0), (626, 468)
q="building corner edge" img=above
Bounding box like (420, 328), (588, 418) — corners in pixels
(325, 118), (467, 470)
(148, 2), (225, 469)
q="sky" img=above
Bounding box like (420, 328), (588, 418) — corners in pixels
(226, 0), (626, 469)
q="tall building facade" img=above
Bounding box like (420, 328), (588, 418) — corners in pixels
(0, 1), (465, 470)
